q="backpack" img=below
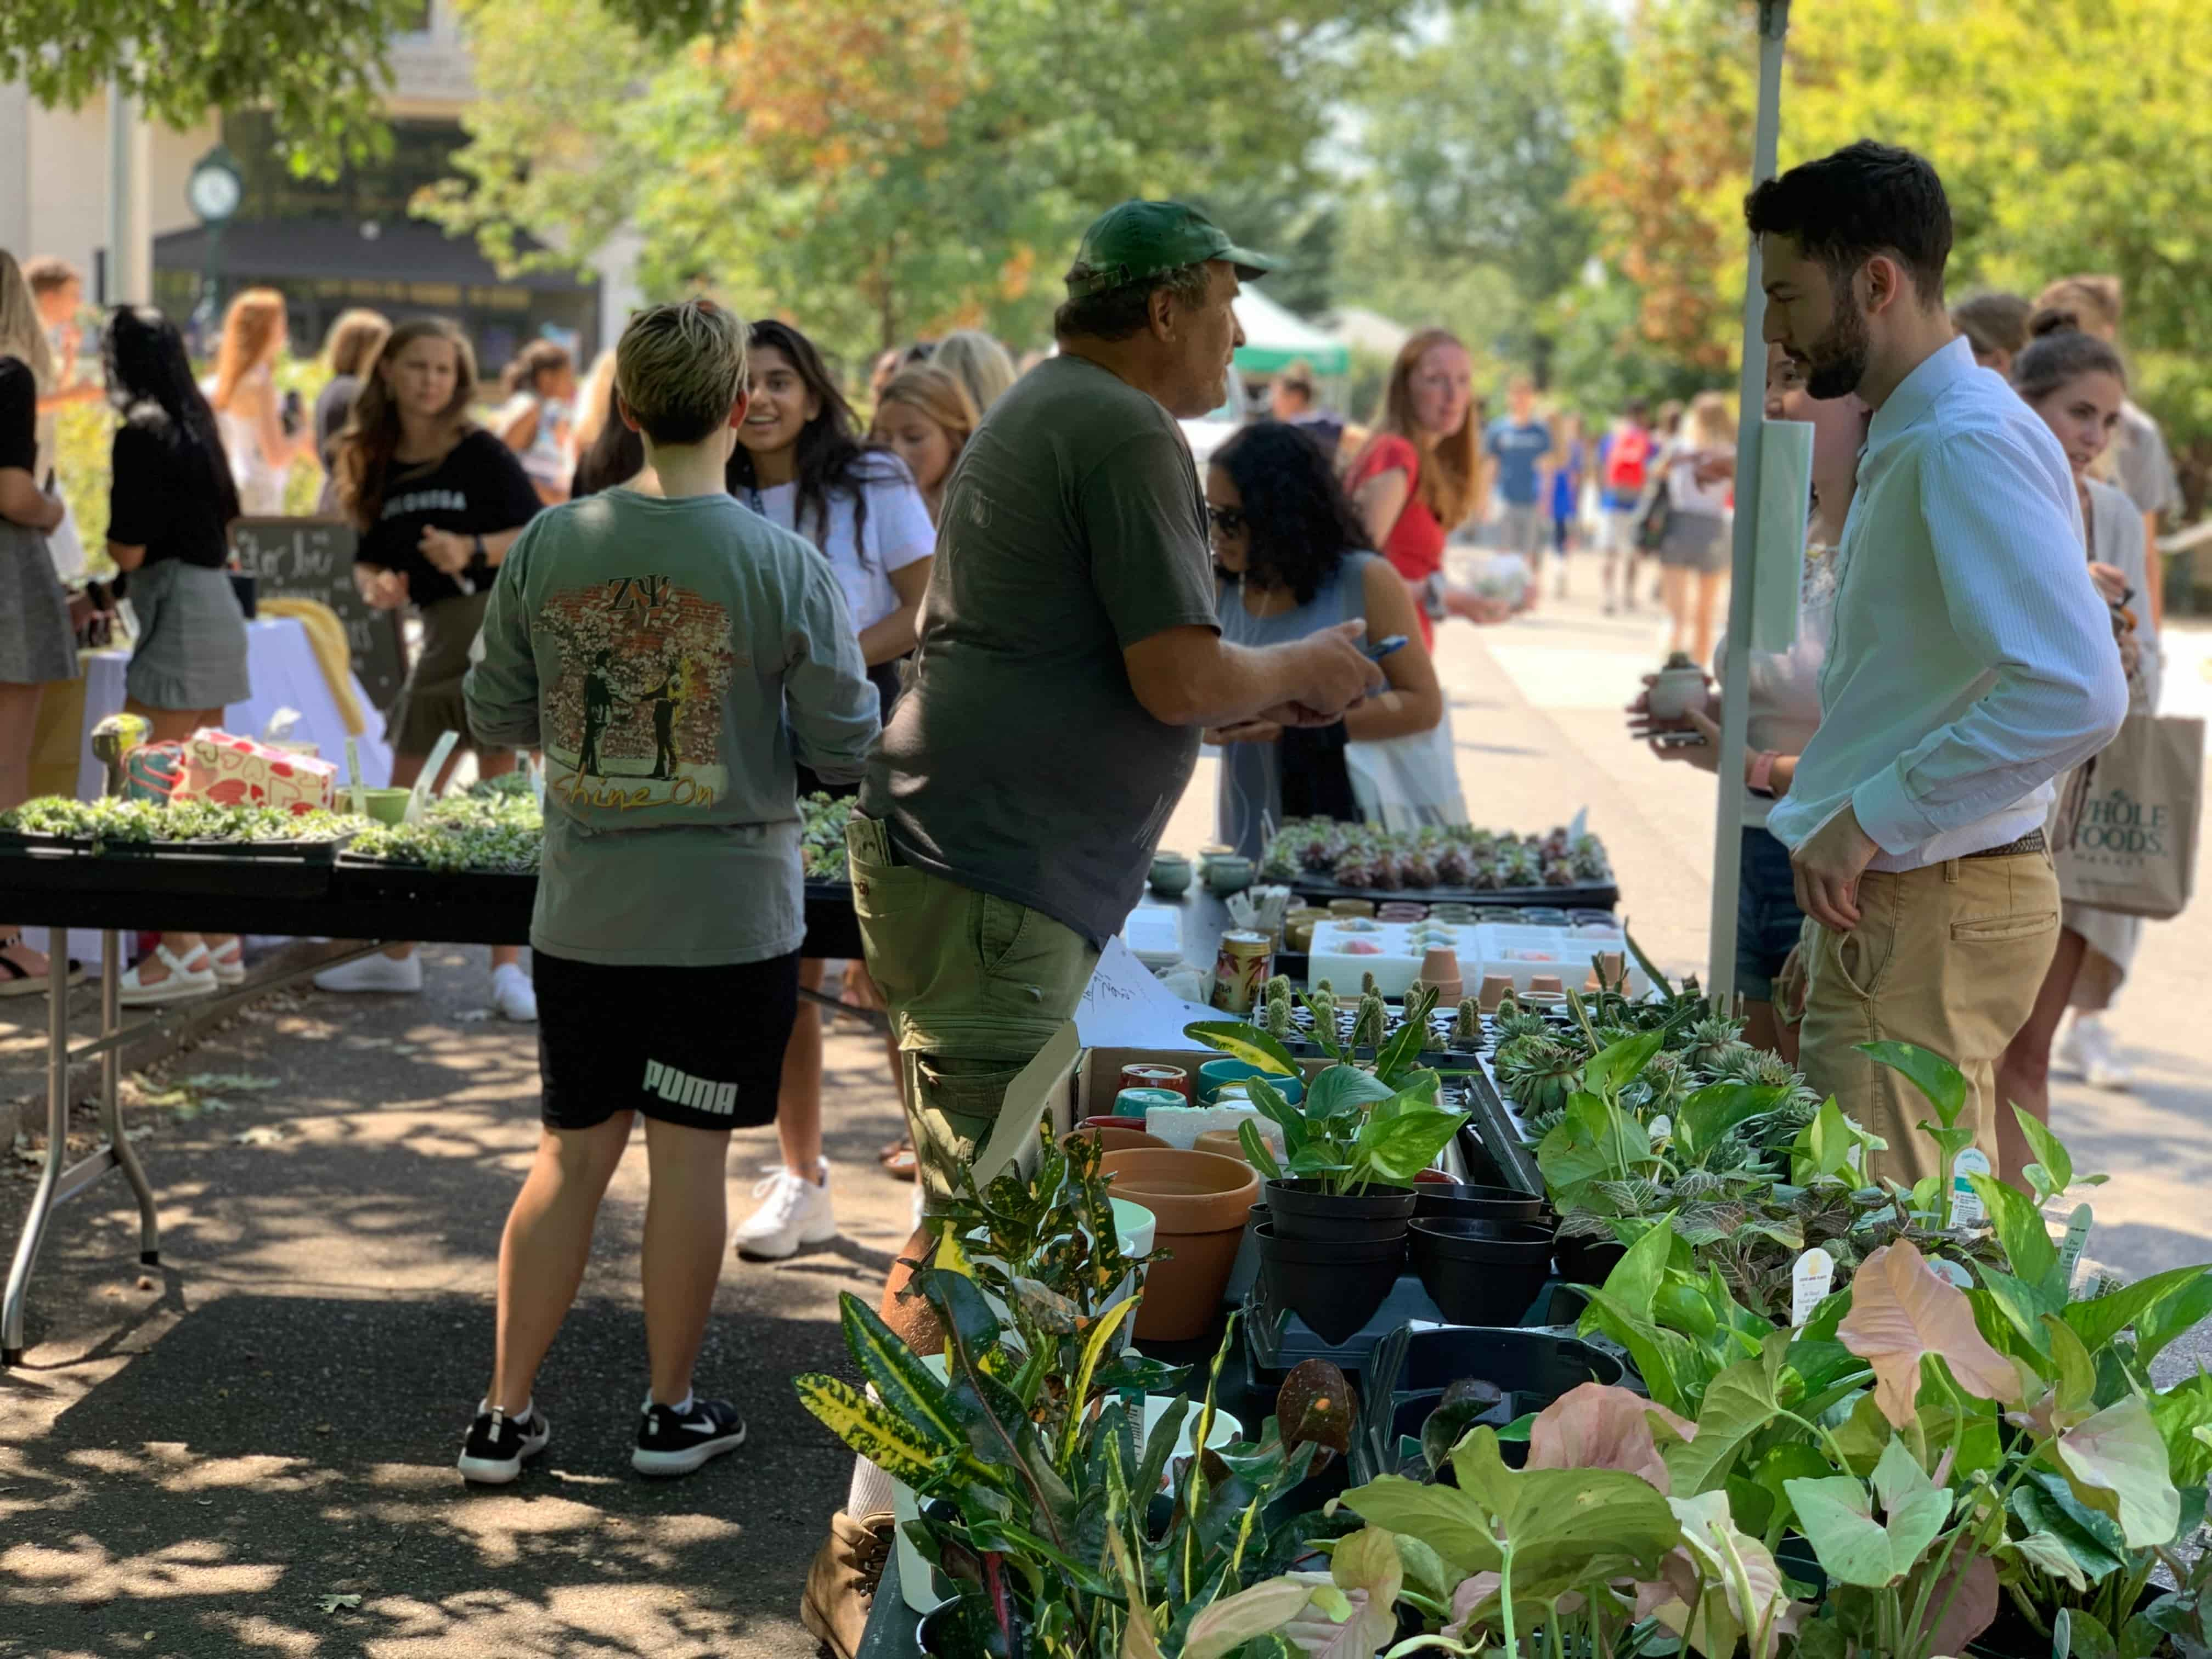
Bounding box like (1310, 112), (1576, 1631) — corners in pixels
(1604, 426), (1652, 494)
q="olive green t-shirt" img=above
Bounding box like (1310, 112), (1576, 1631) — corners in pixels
(862, 354), (1219, 946)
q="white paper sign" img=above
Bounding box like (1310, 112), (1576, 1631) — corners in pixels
(972, 1020), (1082, 1190)
(1932, 1256), (1973, 1289)
(1791, 1246), (1836, 1327)
(1751, 419), (1813, 654)
(1950, 1148), (1993, 1225)
(1076, 935), (1221, 1051)
(2058, 1202), (2094, 1286)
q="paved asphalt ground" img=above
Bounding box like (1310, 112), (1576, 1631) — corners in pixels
(5, 545), (2212, 1654)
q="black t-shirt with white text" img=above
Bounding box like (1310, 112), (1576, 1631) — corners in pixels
(354, 428), (541, 606)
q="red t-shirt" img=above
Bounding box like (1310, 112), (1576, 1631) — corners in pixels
(1348, 432), (1444, 645)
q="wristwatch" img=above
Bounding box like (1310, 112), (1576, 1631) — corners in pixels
(1747, 750), (1780, 798)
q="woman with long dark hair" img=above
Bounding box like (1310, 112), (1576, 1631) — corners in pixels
(103, 306), (253, 1003)
(0, 249), (76, 998)
(323, 316), (543, 1020)
(1206, 421), (1442, 857)
(727, 319), (936, 1247)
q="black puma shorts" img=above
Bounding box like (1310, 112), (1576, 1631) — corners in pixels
(534, 949), (800, 1131)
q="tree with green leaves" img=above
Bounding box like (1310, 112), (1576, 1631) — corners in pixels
(0, 0), (721, 174)
(428, 0), (1410, 366)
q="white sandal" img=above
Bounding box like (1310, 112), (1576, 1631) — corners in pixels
(206, 938), (246, 986)
(118, 944), (219, 1007)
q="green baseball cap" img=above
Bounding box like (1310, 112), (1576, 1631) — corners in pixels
(1064, 201), (1277, 298)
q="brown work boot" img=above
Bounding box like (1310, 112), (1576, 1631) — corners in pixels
(801, 1509), (895, 1659)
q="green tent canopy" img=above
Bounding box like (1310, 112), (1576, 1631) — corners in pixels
(1232, 287), (1350, 377)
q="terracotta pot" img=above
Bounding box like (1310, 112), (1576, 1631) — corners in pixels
(1478, 972), (1515, 1012)
(1193, 1126), (1283, 1165)
(1065, 1124), (1170, 1155)
(1100, 1148), (1261, 1341)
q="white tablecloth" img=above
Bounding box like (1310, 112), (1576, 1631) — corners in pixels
(25, 617), (393, 967)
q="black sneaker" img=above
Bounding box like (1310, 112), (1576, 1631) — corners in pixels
(631, 1396), (747, 1476)
(456, 1405), (552, 1484)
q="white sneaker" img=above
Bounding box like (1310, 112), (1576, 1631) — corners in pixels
(732, 1159), (837, 1260)
(491, 962), (538, 1023)
(313, 950), (424, 995)
(118, 944), (218, 1006)
(2068, 1015), (2134, 1092)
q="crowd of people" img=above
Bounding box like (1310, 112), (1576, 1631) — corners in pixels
(0, 137), (2192, 1657)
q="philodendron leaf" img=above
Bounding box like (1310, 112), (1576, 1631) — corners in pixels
(1781, 1470), (1942, 1589)
(1675, 1081), (1786, 1161)
(1238, 1117), (1284, 1180)
(1181, 1577), (1323, 1659)
(2012, 1106), (2077, 1199)
(1525, 1380), (1695, 1493)
(1183, 1020), (1299, 1076)
(2004, 1528), (2091, 1594)
(1583, 1029), (1666, 1098)
(1305, 1064), (1396, 1120)
(1447, 1427), (1681, 1601)
(2148, 1373), (2212, 1489)
(1359, 1106), (1469, 1184)
(1537, 1092), (1651, 1203)
(1837, 1239), (2022, 1427)
(1663, 1342), (1788, 1497)
(1858, 1041), (1967, 1128)
(1596, 1209), (1678, 1321)
(1663, 1488), (1802, 1659)
(2063, 1266), (2212, 1357)
(1336, 1474), (1503, 1578)
(2056, 1394), (2182, 1548)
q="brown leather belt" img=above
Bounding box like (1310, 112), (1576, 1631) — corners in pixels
(1963, 830), (2047, 860)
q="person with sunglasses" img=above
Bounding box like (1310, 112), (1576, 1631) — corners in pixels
(1204, 420), (1442, 857)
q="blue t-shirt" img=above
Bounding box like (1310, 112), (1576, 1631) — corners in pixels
(1486, 418), (1552, 506)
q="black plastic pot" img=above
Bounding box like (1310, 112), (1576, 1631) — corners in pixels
(1552, 1233), (1628, 1288)
(1409, 1218), (1556, 1327)
(1413, 1181), (1547, 1227)
(1264, 1178), (1417, 1245)
(1255, 1222), (1404, 1344)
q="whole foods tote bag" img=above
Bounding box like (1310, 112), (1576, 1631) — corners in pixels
(2053, 715), (2205, 919)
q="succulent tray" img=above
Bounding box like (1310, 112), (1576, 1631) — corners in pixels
(1259, 817), (1618, 909)
(0, 799), (357, 896)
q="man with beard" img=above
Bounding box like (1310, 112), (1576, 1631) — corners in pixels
(1748, 142), (2125, 1189)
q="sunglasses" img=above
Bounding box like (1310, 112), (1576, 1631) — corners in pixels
(1206, 506), (1247, 536)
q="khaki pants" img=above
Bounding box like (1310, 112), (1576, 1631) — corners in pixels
(846, 814), (1099, 1215)
(1798, 851), (2059, 1190)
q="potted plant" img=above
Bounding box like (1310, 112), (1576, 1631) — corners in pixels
(1186, 1001), (1468, 1341)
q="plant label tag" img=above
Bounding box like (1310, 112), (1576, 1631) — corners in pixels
(1950, 1148), (1993, 1224)
(1647, 1114), (1671, 1143)
(344, 736), (366, 816)
(1790, 1247), (1835, 1327)
(1932, 1256), (1973, 1289)
(2058, 1203), (2094, 1285)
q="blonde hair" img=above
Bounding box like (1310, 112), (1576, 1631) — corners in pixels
(616, 300), (749, 445)
(2035, 275), (2123, 336)
(1686, 391), (1736, 449)
(212, 287), (287, 411)
(0, 250), (56, 392)
(929, 330), (1017, 413)
(569, 348), (620, 458)
(334, 317), (480, 531)
(873, 365), (979, 455)
(1364, 328), (1480, 528)
(321, 308), (391, 380)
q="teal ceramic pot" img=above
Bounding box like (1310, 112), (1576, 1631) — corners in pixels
(1197, 1057), (1303, 1106)
(1149, 853), (1193, 896)
(1204, 855), (1254, 895)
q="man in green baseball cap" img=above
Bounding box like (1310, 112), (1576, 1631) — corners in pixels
(804, 201), (1382, 1656)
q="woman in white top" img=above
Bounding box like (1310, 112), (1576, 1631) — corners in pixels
(1656, 390), (1736, 664)
(1631, 345), (1870, 1057)
(1996, 318), (2159, 1163)
(208, 288), (311, 515)
(726, 318), (935, 1254)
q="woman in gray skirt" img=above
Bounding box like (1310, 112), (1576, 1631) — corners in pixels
(0, 250), (79, 998)
(324, 317), (542, 1020)
(101, 307), (253, 1004)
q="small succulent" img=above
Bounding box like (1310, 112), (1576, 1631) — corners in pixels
(1678, 1013), (1749, 1073)
(1495, 1034), (1583, 1118)
(1568, 833), (1610, 881)
(1309, 989), (1337, 1032)
(1331, 847), (1374, 889)
(1451, 997), (1481, 1051)
(1400, 850), (1439, 889)
(1266, 995), (1295, 1040)
(1492, 999), (1553, 1045)
(1352, 990), (1389, 1050)
(1263, 974), (1293, 1005)
(1360, 970), (1378, 996)
(1434, 843), (1472, 886)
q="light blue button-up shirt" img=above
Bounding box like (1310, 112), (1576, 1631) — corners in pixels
(1768, 336), (2127, 871)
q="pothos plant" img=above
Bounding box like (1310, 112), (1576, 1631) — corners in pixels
(794, 1132), (1337, 1659)
(1183, 1007), (1469, 1197)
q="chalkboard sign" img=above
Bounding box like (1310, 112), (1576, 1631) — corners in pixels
(229, 517), (409, 713)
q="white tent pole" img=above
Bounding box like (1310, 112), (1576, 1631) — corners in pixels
(1706, 0), (1791, 1009)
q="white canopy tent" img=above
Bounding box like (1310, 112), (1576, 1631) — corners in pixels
(1706, 0), (1793, 1002)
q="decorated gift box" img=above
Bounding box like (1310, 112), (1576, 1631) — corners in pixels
(171, 729), (338, 816)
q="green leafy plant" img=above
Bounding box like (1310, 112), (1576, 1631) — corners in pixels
(2, 795), (356, 847)
(1183, 1013), (1466, 1196)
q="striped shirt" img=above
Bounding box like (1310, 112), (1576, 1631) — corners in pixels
(1769, 336), (2126, 872)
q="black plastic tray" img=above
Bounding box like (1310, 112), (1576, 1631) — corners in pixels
(1285, 874), (1618, 911)
(0, 835), (346, 898)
